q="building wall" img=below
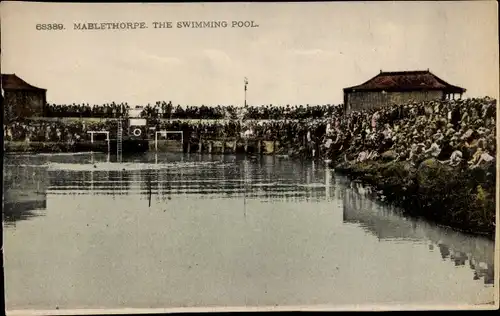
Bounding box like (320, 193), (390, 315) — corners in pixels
(3, 90), (46, 120)
(345, 90), (444, 112)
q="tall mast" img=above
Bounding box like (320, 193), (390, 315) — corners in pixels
(244, 77), (248, 108)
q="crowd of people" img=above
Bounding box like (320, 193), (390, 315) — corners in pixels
(5, 97), (497, 169)
(44, 103), (130, 118)
(332, 97), (497, 169)
(43, 102), (341, 120)
(4, 120), (119, 144)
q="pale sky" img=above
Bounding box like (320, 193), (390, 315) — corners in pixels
(1, 1), (498, 106)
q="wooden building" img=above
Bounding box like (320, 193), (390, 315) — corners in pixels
(1, 73), (47, 121)
(343, 70), (466, 113)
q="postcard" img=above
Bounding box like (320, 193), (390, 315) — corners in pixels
(1, 1), (499, 314)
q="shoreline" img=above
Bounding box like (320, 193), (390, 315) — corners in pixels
(3, 139), (280, 155)
(3, 140), (148, 154)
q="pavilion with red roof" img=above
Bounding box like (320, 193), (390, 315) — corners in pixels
(343, 70), (466, 112)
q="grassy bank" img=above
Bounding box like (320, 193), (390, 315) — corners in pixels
(335, 159), (496, 239)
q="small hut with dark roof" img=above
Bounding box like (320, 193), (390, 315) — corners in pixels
(1, 73), (47, 121)
(343, 70), (466, 113)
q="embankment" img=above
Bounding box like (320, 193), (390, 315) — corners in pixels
(4, 139), (281, 155)
(4, 141), (81, 153)
(335, 159), (496, 239)
(4, 140), (148, 154)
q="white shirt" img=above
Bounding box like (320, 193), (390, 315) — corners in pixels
(325, 138), (333, 148)
(450, 150), (462, 164)
(428, 143), (441, 157)
(357, 151), (368, 162)
(480, 152), (494, 162)
(383, 128), (392, 139)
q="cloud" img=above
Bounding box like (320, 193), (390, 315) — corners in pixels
(201, 49), (233, 64)
(288, 49), (343, 58)
(140, 53), (183, 65)
(290, 49), (325, 56)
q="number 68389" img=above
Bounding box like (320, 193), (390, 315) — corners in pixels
(36, 24), (65, 31)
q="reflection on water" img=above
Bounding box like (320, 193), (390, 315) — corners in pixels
(3, 152), (496, 310)
(39, 154), (336, 204)
(342, 182), (495, 286)
(3, 163), (48, 226)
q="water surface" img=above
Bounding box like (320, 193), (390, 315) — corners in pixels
(3, 152), (496, 311)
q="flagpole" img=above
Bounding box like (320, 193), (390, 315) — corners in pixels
(237, 77), (249, 143)
(244, 77), (248, 108)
